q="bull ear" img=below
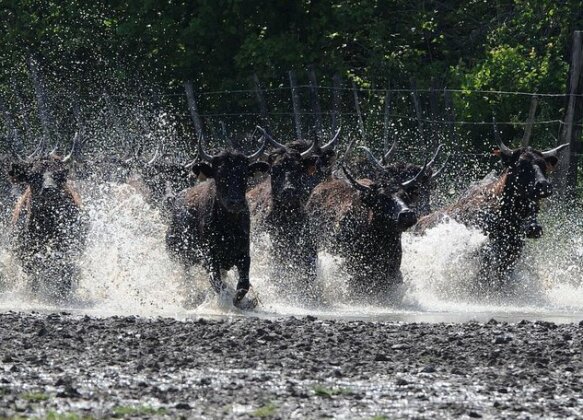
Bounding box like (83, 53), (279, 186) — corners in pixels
(492, 146), (517, 166)
(8, 162), (30, 184)
(55, 167), (70, 185)
(302, 156), (318, 176)
(248, 161), (270, 177)
(319, 150), (336, 168)
(544, 155), (559, 171)
(190, 163), (214, 180)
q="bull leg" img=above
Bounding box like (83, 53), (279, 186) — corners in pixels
(208, 265), (226, 295)
(234, 255), (251, 302)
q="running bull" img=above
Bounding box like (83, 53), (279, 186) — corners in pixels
(305, 162), (427, 302)
(415, 140), (567, 290)
(166, 137), (269, 305)
(246, 127), (340, 300)
(8, 148), (87, 300)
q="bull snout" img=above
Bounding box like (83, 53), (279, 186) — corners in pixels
(223, 198), (247, 213)
(397, 209), (417, 230)
(534, 180), (552, 198)
(279, 186), (300, 201)
(525, 222), (543, 239)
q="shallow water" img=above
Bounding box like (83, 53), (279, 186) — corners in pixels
(0, 181), (582, 323)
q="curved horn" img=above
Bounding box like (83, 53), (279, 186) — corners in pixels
(357, 146), (385, 171)
(246, 135), (268, 160)
(198, 135), (215, 162)
(340, 164), (371, 193)
(146, 145), (161, 165)
(320, 127), (341, 152)
(492, 117), (513, 155)
(382, 139), (397, 164)
(257, 126), (286, 151)
(426, 144), (443, 169)
(27, 139), (44, 160)
(402, 160), (429, 188)
(49, 142), (60, 158)
(300, 140), (317, 158)
(541, 143), (569, 158)
(62, 132), (81, 163)
(431, 152), (450, 179)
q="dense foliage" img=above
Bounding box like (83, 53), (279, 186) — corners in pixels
(0, 0), (582, 153)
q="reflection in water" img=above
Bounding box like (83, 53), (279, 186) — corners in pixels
(0, 181), (581, 323)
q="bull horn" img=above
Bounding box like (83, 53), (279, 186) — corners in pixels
(27, 139), (44, 160)
(49, 142), (60, 158)
(382, 139), (397, 164)
(300, 140), (317, 158)
(62, 132), (80, 163)
(198, 135), (215, 162)
(426, 144), (443, 169)
(246, 135), (268, 160)
(341, 135), (357, 164)
(431, 153), (450, 179)
(541, 143), (569, 158)
(492, 117), (513, 156)
(401, 160), (429, 188)
(357, 146), (385, 171)
(340, 164), (371, 192)
(320, 127), (341, 152)
(257, 126), (286, 151)
(147, 145), (161, 165)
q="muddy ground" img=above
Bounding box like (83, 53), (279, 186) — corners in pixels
(0, 312), (581, 419)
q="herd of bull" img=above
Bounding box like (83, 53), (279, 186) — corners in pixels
(0, 127), (568, 306)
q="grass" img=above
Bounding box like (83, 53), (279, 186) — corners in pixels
(112, 405), (167, 417)
(21, 392), (50, 402)
(252, 402), (278, 418)
(312, 385), (352, 398)
(46, 412), (96, 420)
(370, 416), (389, 420)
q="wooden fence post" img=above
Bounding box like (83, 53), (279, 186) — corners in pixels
(383, 85), (393, 153)
(26, 55), (53, 148)
(352, 81), (366, 141)
(331, 74), (342, 134)
(556, 30), (583, 196)
(521, 95), (538, 147)
(184, 80), (204, 142)
(429, 79), (440, 148)
(0, 93), (22, 151)
(307, 66), (323, 140)
(410, 79), (426, 146)
(10, 79), (32, 139)
(443, 88), (458, 146)
(252, 73), (270, 131)
(288, 70), (303, 140)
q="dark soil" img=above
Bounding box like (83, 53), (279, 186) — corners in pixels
(0, 312), (582, 419)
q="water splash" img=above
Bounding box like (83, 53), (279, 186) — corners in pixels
(0, 181), (582, 322)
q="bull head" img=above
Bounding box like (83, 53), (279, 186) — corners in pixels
(340, 164), (420, 230)
(190, 136), (269, 181)
(358, 143), (447, 181)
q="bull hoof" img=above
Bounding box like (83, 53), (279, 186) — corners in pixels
(525, 223), (543, 239)
(234, 288), (249, 303)
(234, 294), (258, 310)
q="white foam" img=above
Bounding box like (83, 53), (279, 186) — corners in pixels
(0, 181), (582, 322)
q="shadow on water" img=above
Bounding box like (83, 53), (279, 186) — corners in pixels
(0, 181), (582, 323)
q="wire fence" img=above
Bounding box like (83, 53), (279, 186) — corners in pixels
(1, 83), (580, 158)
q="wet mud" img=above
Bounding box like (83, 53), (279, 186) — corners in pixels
(0, 312), (581, 419)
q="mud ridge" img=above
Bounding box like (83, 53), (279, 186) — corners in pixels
(0, 312), (582, 419)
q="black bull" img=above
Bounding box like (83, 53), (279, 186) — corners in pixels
(305, 164), (423, 301)
(246, 128), (340, 298)
(165, 141), (269, 304)
(415, 143), (568, 289)
(8, 156), (87, 299)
